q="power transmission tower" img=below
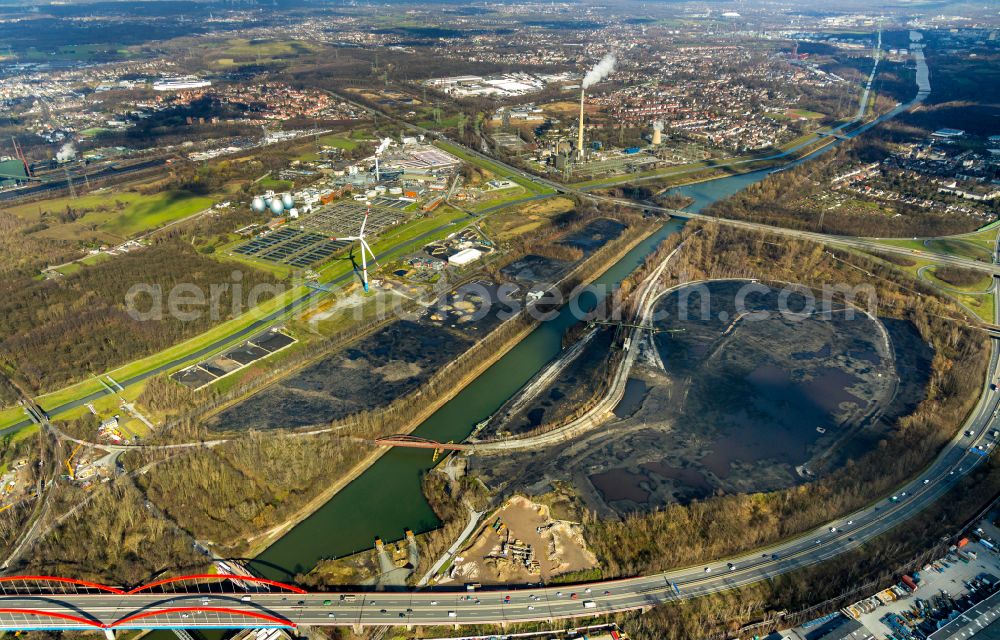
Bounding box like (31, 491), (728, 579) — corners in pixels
(64, 167), (76, 199)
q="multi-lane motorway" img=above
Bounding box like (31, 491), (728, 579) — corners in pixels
(4, 29), (998, 632)
(2, 290), (999, 630)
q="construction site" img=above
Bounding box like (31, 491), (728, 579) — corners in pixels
(443, 496), (598, 586)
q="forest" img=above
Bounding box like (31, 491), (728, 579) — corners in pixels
(0, 237), (279, 394)
(22, 480), (208, 585)
(0, 210), (81, 278)
(583, 222), (989, 579)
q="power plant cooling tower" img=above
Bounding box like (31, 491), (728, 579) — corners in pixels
(652, 121), (664, 146)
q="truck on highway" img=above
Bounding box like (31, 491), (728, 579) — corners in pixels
(583, 600), (597, 609)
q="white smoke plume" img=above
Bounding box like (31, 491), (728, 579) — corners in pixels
(582, 53), (617, 89)
(56, 142), (76, 163)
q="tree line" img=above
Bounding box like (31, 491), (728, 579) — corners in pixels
(583, 222), (990, 579)
(0, 237), (280, 395)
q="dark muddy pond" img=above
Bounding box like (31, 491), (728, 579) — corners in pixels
(613, 378), (649, 419)
(208, 321), (471, 431)
(559, 218), (626, 255)
(473, 279), (933, 516)
(501, 254), (570, 283)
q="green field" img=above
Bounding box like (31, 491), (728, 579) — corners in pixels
(766, 109), (825, 121)
(952, 291), (995, 324)
(434, 140), (554, 196)
(210, 39), (319, 68)
(9, 189), (213, 241)
(875, 235), (995, 263)
(923, 238), (994, 263)
(257, 176), (294, 191)
(952, 222), (1000, 253)
(103, 192), (213, 236)
(469, 187), (528, 213)
(318, 134), (365, 151)
(20, 44), (134, 63)
(296, 133), (369, 162)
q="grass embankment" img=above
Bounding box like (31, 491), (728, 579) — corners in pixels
(0, 204), (472, 432)
(0, 284), (310, 431)
(434, 140), (555, 197)
(873, 226), (999, 264)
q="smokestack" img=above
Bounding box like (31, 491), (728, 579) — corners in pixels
(652, 121), (664, 146)
(576, 53), (616, 157)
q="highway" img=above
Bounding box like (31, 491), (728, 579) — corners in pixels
(4, 29), (998, 632)
(2, 285), (999, 630)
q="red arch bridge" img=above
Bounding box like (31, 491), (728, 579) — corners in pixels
(0, 574), (307, 631)
(0, 572), (645, 632)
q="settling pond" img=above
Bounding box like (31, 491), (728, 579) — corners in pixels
(250, 218), (687, 579)
(251, 147), (917, 579)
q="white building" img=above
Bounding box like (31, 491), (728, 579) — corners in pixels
(448, 248), (483, 266)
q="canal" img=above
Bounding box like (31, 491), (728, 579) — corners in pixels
(251, 215), (687, 579)
(251, 123), (871, 580)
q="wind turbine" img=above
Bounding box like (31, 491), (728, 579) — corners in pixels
(333, 204), (379, 292)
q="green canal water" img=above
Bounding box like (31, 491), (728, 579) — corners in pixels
(250, 156), (824, 580)
(251, 217), (687, 580)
